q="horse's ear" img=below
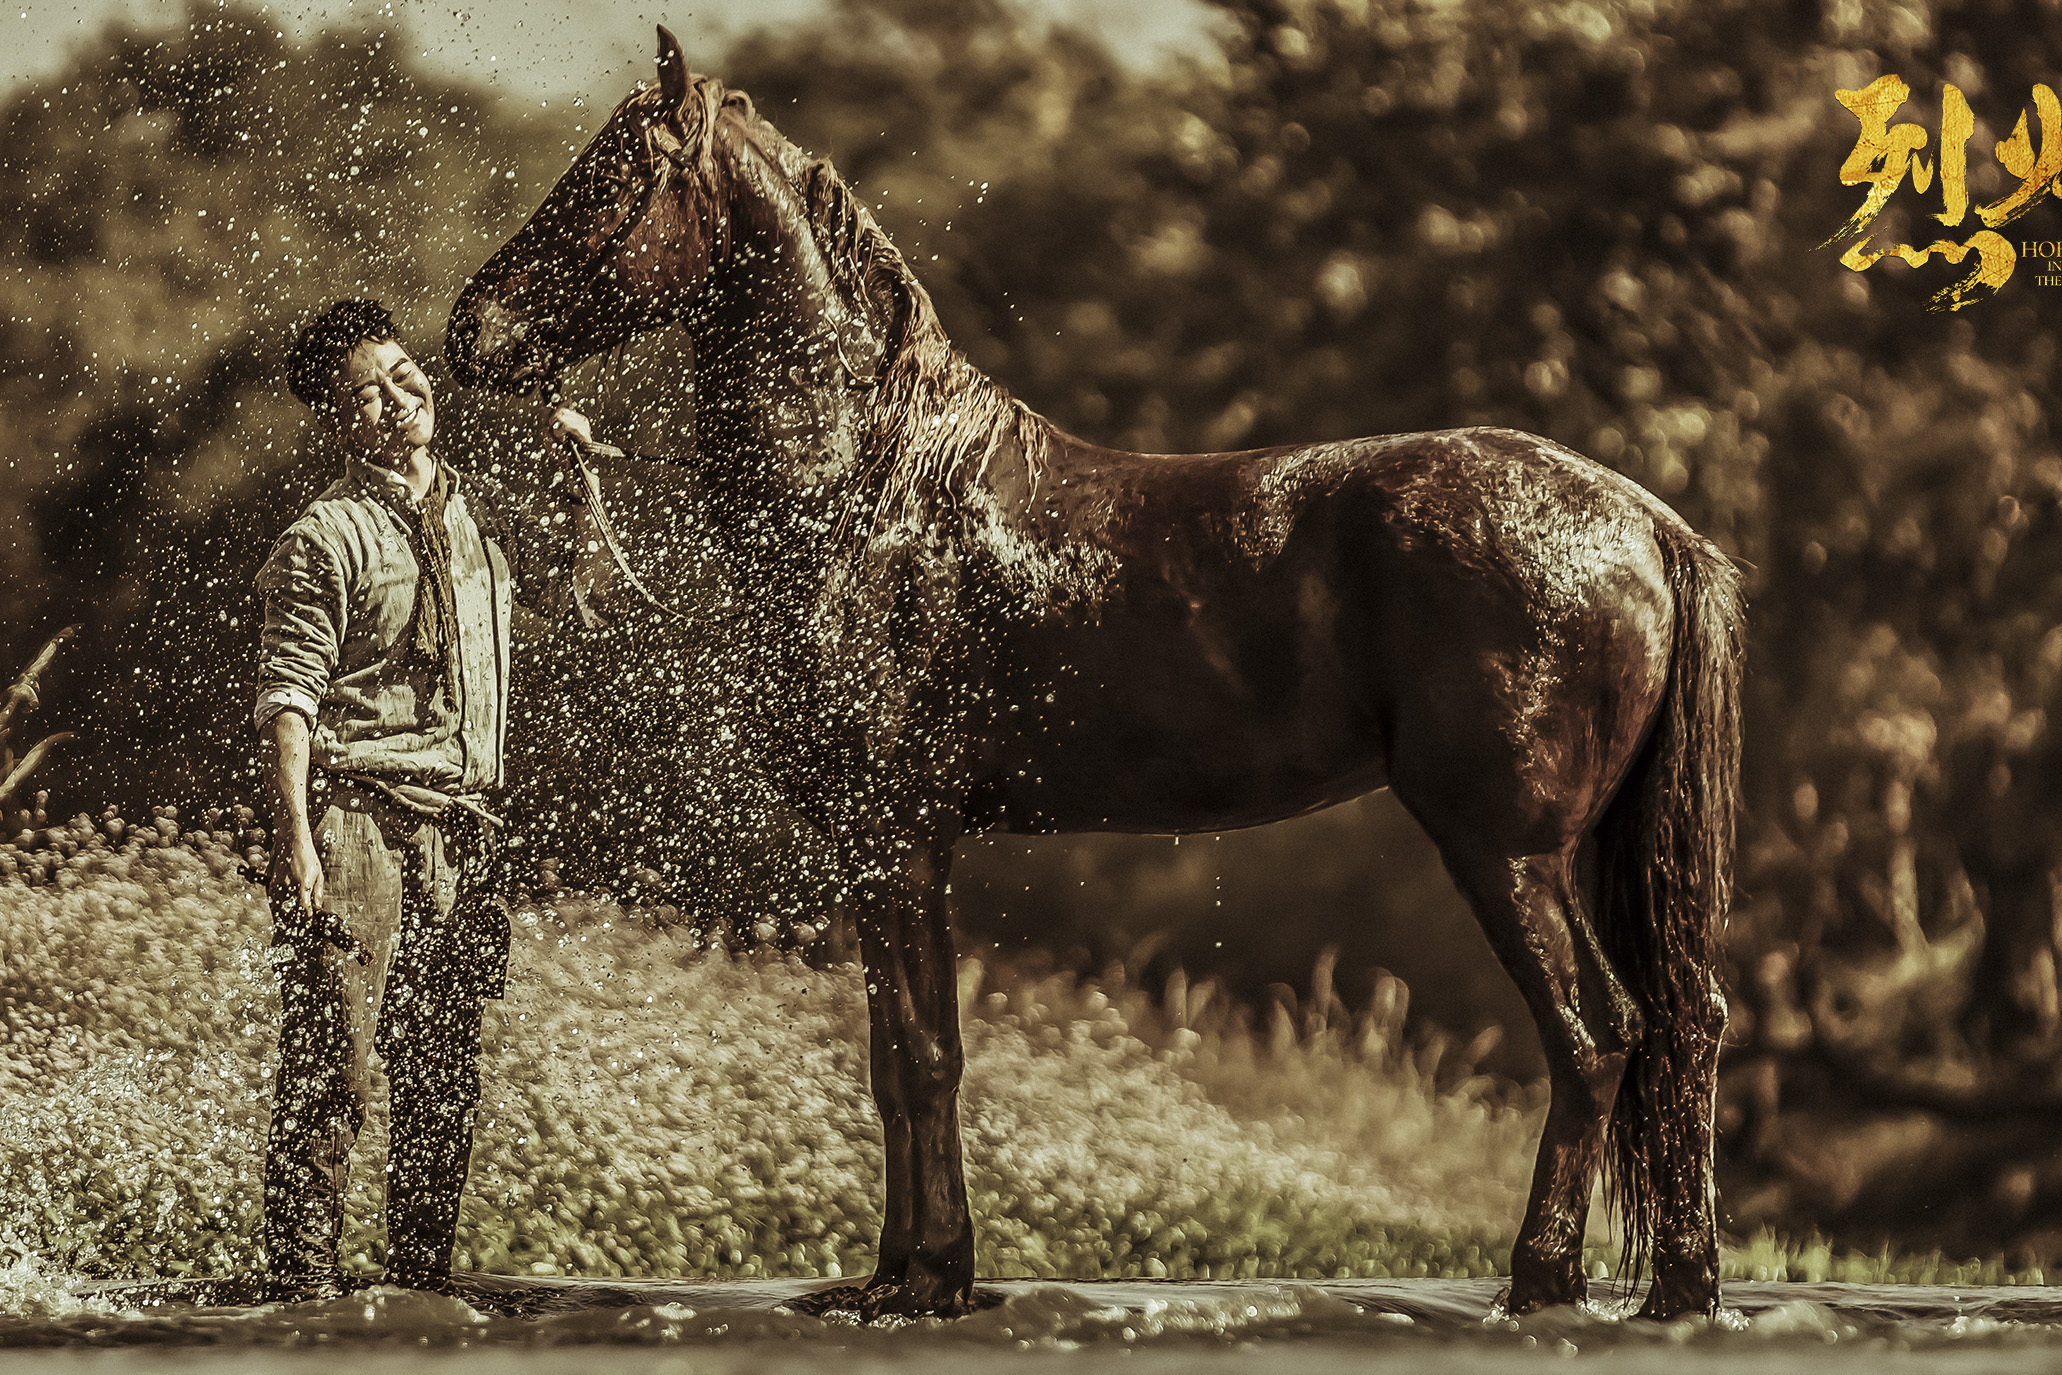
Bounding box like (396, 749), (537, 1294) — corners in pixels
(656, 26), (690, 115)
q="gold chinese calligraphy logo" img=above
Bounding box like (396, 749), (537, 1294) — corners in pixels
(1823, 74), (2062, 310)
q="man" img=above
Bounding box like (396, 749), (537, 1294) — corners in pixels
(255, 297), (618, 1301)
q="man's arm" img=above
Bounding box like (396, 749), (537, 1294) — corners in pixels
(252, 521), (367, 954)
(262, 708), (322, 914)
(255, 523), (346, 720)
(469, 409), (636, 626)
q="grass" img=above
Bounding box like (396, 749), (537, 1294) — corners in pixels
(0, 815), (2048, 1291)
(1722, 1230), (2048, 1287)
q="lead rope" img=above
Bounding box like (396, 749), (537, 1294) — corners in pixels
(560, 434), (677, 619)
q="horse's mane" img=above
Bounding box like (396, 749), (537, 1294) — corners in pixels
(680, 76), (1053, 541)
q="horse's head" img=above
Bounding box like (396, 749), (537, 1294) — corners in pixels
(447, 26), (725, 394)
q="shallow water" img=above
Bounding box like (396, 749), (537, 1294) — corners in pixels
(10, 1275), (2062, 1372)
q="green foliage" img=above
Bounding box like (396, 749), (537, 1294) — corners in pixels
(1724, 1228), (2049, 1286)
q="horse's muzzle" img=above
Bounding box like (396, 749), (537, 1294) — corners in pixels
(445, 298), (543, 393)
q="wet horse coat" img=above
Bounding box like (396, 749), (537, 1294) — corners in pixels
(447, 30), (1742, 1321)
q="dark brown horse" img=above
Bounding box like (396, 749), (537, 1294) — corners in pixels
(447, 29), (1742, 1321)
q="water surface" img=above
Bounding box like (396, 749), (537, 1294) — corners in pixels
(8, 1274), (2062, 1373)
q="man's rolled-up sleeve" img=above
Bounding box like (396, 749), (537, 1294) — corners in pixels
(254, 525), (346, 734)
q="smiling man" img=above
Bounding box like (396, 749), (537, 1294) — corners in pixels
(254, 297), (617, 1302)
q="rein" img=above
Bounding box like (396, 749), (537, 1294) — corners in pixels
(834, 329), (881, 390)
(559, 434), (675, 622)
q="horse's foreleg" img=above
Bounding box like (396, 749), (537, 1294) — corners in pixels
(853, 833), (974, 1318)
(1443, 845), (1640, 1314)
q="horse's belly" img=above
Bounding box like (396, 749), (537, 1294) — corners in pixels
(978, 611), (1390, 835)
(986, 752), (1392, 835)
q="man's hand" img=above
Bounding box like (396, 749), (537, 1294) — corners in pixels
(263, 709), (322, 912)
(268, 826), (368, 965)
(545, 407), (602, 507)
(546, 406), (595, 450)
(274, 821), (325, 916)
(261, 707), (368, 964)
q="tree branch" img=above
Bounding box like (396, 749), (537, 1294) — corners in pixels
(0, 625), (79, 747)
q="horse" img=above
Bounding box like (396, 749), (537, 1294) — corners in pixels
(446, 27), (1743, 1321)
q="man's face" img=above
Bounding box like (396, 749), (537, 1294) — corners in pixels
(325, 337), (435, 466)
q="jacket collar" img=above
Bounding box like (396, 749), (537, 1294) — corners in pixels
(343, 453), (460, 525)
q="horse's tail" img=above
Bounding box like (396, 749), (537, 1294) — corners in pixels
(1594, 519), (1743, 1283)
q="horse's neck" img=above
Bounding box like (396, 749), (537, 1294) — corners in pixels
(689, 212), (866, 564)
(691, 131), (1058, 565)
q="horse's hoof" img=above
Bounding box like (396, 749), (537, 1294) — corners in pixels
(858, 1277), (974, 1321)
(1501, 1252), (1588, 1315)
(788, 1277), (995, 1321)
(1498, 1287), (1586, 1318)
(788, 1283), (869, 1318)
(1635, 1291), (1720, 1321)
(1635, 1275), (1720, 1321)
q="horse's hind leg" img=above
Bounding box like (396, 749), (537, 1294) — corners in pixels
(1424, 832), (1641, 1312)
(1636, 970), (1725, 1319)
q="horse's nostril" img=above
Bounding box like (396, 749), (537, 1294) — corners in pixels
(466, 307), (524, 370)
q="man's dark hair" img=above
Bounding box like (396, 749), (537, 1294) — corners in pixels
(286, 298), (403, 411)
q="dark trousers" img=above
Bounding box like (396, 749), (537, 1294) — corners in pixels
(262, 793), (510, 1285)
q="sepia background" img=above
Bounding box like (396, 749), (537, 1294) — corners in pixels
(7, 0), (2062, 1273)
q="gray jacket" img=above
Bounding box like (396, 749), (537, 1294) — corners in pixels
(253, 455), (571, 800)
